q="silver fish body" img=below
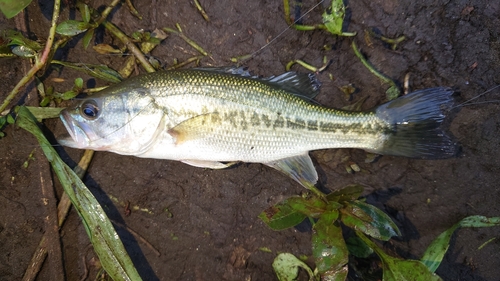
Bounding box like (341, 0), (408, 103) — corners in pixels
(59, 68), (457, 188)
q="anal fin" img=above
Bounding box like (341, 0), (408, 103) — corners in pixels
(264, 154), (318, 189)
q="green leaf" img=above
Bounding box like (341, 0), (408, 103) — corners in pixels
(74, 77), (83, 90)
(0, 116), (6, 128)
(386, 86), (401, 101)
(4, 29), (42, 51)
(312, 210), (348, 278)
(6, 114), (14, 124)
(82, 28), (94, 49)
(272, 253), (315, 281)
(286, 195), (328, 218)
(39, 96), (51, 107)
(346, 236), (373, 258)
(10, 45), (36, 57)
(259, 198), (307, 230)
(326, 184), (364, 203)
(421, 215), (500, 273)
(0, 0), (32, 19)
(340, 200), (400, 241)
(321, 0), (356, 37)
(16, 106), (142, 281)
(56, 20), (91, 36)
(26, 106), (63, 119)
(61, 90), (78, 100)
(51, 60), (122, 83)
(139, 28), (168, 54)
(357, 232), (442, 281)
(77, 2), (91, 23)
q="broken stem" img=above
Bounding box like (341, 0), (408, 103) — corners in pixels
(163, 26), (209, 56)
(194, 0), (210, 21)
(286, 56), (330, 72)
(351, 41), (397, 88)
(167, 55), (204, 70)
(366, 29), (406, 50)
(102, 20), (155, 73)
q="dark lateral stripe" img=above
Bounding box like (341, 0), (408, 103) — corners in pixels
(273, 116), (285, 129)
(307, 120), (318, 131)
(318, 121), (382, 135)
(286, 118), (307, 130)
(250, 112), (261, 126)
(224, 111), (238, 128)
(261, 114), (272, 127)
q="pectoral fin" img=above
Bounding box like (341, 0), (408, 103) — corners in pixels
(264, 154), (318, 189)
(182, 160), (237, 169)
(168, 113), (221, 145)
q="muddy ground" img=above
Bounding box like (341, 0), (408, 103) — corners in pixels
(0, 0), (499, 280)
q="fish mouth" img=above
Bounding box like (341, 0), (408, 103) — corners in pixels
(58, 109), (90, 148)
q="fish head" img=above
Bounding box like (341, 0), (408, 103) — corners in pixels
(58, 87), (165, 155)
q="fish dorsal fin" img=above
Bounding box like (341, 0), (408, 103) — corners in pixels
(167, 113), (221, 145)
(193, 66), (253, 77)
(193, 67), (321, 101)
(264, 154), (318, 189)
(263, 72), (321, 100)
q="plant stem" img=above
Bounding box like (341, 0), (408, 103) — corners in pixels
(102, 20), (156, 73)
(351, 41), (397, 87)
(0, 0), (61, 115)
(194, 0), (209, 21)
(163, 26), (209, 56)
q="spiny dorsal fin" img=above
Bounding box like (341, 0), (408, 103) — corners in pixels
(193, 66), (253, 77)
(192, 67), (321, 101)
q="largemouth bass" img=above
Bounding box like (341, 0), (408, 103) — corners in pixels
(58, 67), (457, 188)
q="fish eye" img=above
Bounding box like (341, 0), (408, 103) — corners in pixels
(80, 100), (99, 120)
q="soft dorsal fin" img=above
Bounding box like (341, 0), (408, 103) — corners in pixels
(264, 154), (318, 189)
(192, 67), (321, 101)
(262, 72), (321, 100)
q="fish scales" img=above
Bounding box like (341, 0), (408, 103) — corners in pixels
(135, 70), (385, 162)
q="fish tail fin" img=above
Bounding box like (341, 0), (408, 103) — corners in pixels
(374, 87), (459, 159)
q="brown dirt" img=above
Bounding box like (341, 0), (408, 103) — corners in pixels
(0, 0), (499, 280)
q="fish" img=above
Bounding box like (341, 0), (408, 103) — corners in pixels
(58, 67), (458, 189)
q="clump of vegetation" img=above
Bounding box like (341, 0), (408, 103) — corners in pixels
(260, 184), (500, 280)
